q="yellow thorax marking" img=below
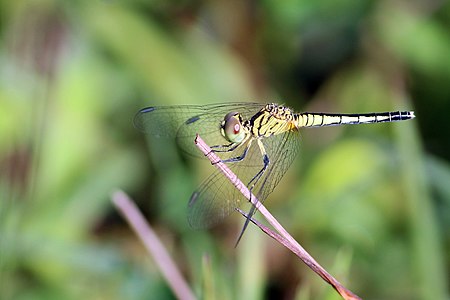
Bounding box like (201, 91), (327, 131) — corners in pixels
(251, 104), (297, 137)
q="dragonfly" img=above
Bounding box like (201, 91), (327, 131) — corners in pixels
(135, 102), (415, 241)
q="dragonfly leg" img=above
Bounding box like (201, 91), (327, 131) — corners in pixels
(245, 139), (270, 188)
(221, 144), (250, 163)
(210, 132), (252, 154)
(210, 142), (237, 152)
(207, 142), (240, 161)
(235, 140), (270, 246)
(215, 138), (253, 164)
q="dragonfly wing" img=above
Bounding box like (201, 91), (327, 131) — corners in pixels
(135, 102), (300, 229)
(134, 103), (263, 157)
(187, 129), (300, 228)
(254, 129), (301, 203)
(231, 129), (301, 214)
(187, 134), (277, 228)
(233, 129), (300, 243)
(187, 168), (243, 229)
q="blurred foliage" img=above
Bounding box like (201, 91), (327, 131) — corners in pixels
(1, 0), (449, 299)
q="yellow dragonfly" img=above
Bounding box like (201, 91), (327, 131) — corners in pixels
(135, 103), (414, 239)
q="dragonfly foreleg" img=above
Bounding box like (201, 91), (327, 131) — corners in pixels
(210, 142), (239, 152)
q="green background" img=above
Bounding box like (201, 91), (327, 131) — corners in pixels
(1, 0), (449, 299)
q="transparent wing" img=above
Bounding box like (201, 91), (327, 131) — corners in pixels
(134, 102), (264, 158)
(135, 102), (300, 229)
(187, 129), (300, 229)
(255, 128), (301, 202)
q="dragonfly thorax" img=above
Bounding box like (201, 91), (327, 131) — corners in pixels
(249, 103), (298, 137)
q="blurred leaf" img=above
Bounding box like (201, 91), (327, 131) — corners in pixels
(375, 2), (450, 77)
(393, 107), (447, 300)
(0, 0), (448, 299)
(83, 2), (253, 104)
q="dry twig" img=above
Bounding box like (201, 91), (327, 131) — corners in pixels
(195, 134), (361, 300)
(112, 190), (196, 300)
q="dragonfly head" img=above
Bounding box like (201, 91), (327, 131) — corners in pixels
(221, 112), (246, 143)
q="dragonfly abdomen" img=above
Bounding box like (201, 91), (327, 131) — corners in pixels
(295, 111), (415, 128)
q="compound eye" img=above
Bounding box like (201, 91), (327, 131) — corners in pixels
(223, 112), (246, 143)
